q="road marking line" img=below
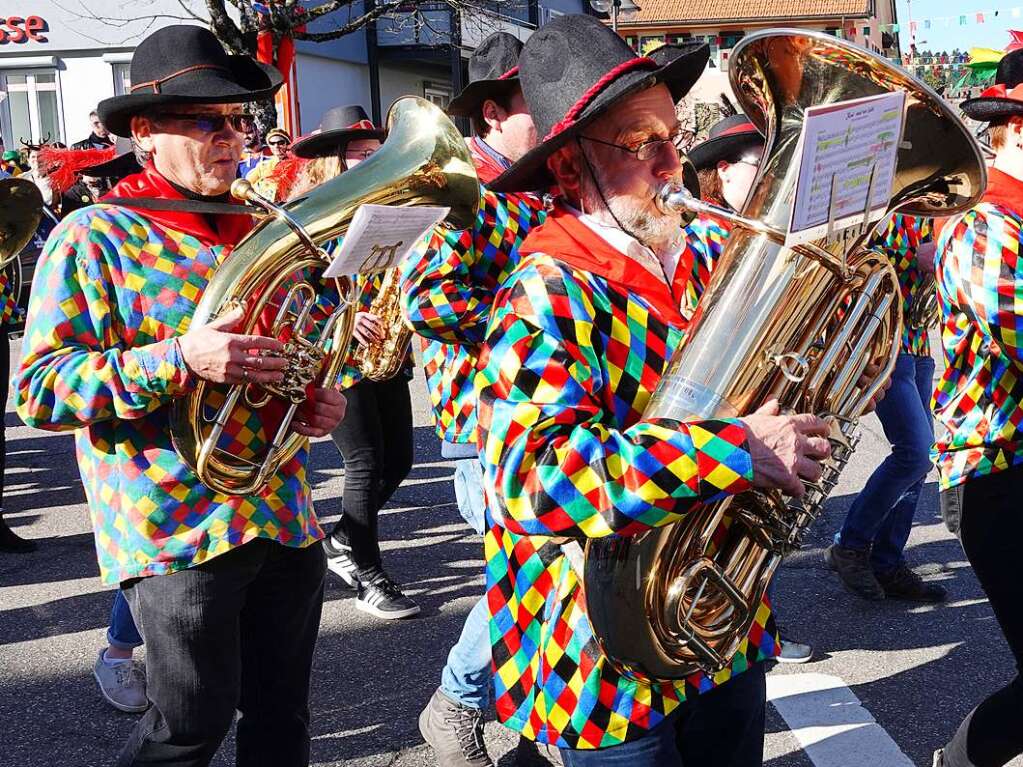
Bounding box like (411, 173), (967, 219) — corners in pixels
(767, 672), (914, 767)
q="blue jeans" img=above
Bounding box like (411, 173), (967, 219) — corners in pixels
(835, 353), (935, 573)
(560, 663), (766, 766)
(108, 590), (143, 651)
(439, 457), (493, 710)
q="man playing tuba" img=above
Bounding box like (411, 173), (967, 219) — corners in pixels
(13, 26), (345, 766)
(477, 15), (836, 764)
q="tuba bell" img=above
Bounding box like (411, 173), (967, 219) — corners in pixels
(170, 97), (478, 495)
(0, 177), (44, 269)
(583, 29), (986, 681)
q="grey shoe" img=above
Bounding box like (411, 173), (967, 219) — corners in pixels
(93, 650), (148, 713)
(418, 687), (493, 767)
(825, 544), (886, 600)
(876, 565), (948, 603)
(777, 637), (813, 664)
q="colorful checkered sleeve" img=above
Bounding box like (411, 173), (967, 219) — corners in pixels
(15, 213), (195, 431)
(477, 256), (754, 539)
(680, 214), (730, 320)
(868, 213), (934, 356)
(933, 204), (1023, 487)
(0, 271), (19, 326)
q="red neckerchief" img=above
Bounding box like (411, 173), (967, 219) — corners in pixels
(981, 166), (1023, 213)
(103, 164), (254, 248)
(519, 203), (685, 325)
(468, 136), (509, 186)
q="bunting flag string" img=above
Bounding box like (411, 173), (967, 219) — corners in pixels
(875, 5), (1023, 34)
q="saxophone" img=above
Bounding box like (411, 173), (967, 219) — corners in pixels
(582, 29), (986, 681)
(350, 267), (414, 382)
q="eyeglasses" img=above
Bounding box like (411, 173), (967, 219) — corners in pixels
(154, 112), (255, 134)
(268, 140), (290, 148)
(344, 148), (377, 160)
(579, 130), (684, 162)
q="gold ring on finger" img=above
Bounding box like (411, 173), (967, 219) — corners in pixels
(242, 368), (249, 381)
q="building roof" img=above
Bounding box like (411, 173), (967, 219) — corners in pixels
(618, 0), (872, 27)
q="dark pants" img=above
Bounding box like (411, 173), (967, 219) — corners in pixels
(0, 320), (8, 508)
(836, 353), (935, 572)
(329, 375), (414, 572)
(118, 539), (326, 767)
(560, 663), (766, 767)
(941, 465), (1023, 767)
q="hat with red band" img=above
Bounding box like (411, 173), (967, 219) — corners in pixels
(291, 105), (386, 159)
(447, 32), (525, 117)
(962, 49), (1023, 121)
(688, 114), (764, 171)
(489, 14), (709, 193)
(97, 25), (283, 138)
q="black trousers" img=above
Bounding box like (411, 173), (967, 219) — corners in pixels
(0, 320), (9, 508)
(118, 539), (326, 767)
(329, 375), (414, 572)
(941, 464), (1023, 767)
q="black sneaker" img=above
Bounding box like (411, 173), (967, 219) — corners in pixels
(0, 517), (37, 554)
(876, 565), (948, 603)
(355, 571), (421, 620)
(825, 544), (885, 600)
(323, 534), (359, 588)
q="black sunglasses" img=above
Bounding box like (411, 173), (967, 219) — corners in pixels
(155, 112), (255, 134)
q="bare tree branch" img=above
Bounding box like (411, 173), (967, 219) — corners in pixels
(205, 0), (246, 52)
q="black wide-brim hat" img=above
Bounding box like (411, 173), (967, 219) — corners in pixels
(489, 14), (709, 193)
(98, 25), (283, 138)
(447, 31), (523, 117)
(79, 137), (142, 180)
(291, 105), (386, 158)
(689, 114), (763, 170)
(962, 48), (1023, 121)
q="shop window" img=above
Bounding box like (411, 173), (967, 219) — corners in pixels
(112, 62), (131, 96)
(1, 69), (63, 145)
(424, 83), (451, 108)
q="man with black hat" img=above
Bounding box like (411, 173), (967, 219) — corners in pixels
(13, 25), (345, 766)
(931, 48), (1023, 767)
(400, 30), (548, 767)
(477, 15), (836, 764)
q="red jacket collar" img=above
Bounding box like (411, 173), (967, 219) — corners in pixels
(103, 164), (254, 249)
(519, 203), (685, 326)
(469, 137), (509, 186)
(981, 166), (1023, 214)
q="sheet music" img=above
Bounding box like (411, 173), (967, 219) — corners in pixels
(323, 204), (450, 278)
(787, 91), (905, 247)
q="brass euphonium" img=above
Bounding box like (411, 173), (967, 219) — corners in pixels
(907, 273), (940, 330)
(583, 29), (986, 681)
(170, 97), (478, 495)
(0, 177), (44, 268)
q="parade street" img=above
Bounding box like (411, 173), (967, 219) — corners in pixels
(0, 337), (1018, 767)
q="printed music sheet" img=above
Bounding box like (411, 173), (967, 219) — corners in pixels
(787, 91), (905, 247)
(323, 204), (450, 277)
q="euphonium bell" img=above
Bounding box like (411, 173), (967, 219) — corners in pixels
(0, 178), (44, 269)
(583, 29), (986, 682)
(170, 96), (479, 495)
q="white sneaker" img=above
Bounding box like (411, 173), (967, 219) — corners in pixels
(93, 650), (148, 713)
(323, 535), (359, 588)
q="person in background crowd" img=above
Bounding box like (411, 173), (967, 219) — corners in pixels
(931, 50), (1023, 767)
(478, 16), (841, 764)
(72, 110), (115, 151)
(22, 141), (56, 208)
(1, 149), (24, 177)
(238, 121), (266, 177)
(400, 32), (548, 767)
(290, 105), (420, 620)
(827, 214), (947, 604)
(246, 127), (292, 198)
(688, 112), (815, 664)
(14, 26), (346, 765)
(0, 241), (30, 551)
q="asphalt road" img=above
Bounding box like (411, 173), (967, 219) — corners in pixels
(0, 337), (1020, 767)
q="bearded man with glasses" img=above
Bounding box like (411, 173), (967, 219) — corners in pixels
(13, 25), (346, 767)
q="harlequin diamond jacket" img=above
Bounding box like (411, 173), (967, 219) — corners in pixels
(476, 204), (777, 749)
(13, 167), (323, 585)
(400, 136), (546, 445)
(933, 167), (1023, 489)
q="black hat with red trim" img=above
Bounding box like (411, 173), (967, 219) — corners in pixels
(447, 32), (524, 117)
(97, 25), (283, 138)
(962, 49), (1023, 121)
(290, 105), (386, 158)
(688, 114), (763, 171)
(488, 14), (709, 193)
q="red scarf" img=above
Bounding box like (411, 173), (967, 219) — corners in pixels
(519, 203), (685, 326)
(103, 164), (254, 248)
(468, 137), (509, 186)
(981, 166), (1023, 213)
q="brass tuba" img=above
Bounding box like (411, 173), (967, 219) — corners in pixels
(583, 30), (986, 681)
(170, 97), (479, 495)
(0, 177), (44, 268)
